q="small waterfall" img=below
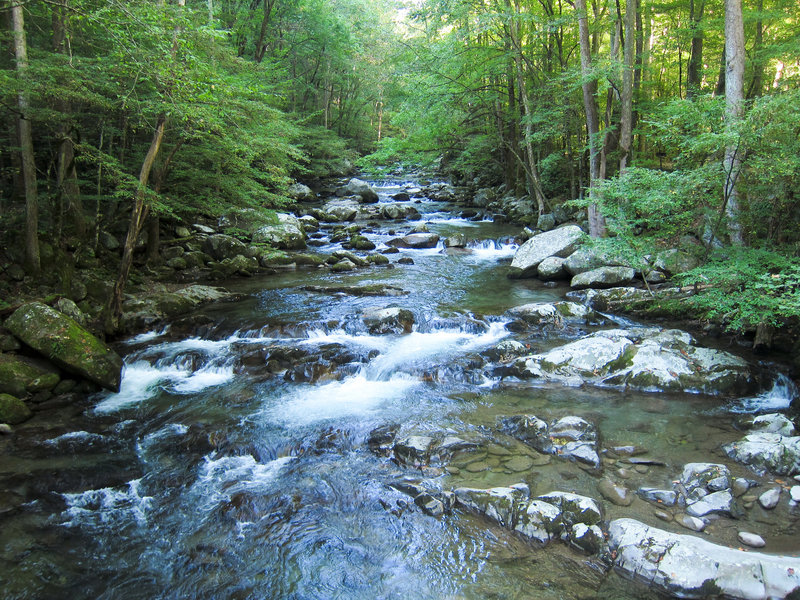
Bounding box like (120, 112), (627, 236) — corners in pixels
(726, 373), (798, 413)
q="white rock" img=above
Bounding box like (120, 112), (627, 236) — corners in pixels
(738, 531), (766, 548)
(790, 486), (800, 503)
(758, 488), (781, 510)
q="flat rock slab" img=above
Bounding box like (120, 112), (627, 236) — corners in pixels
(609, 518), (800, 600)
(508, 225), (584, 279)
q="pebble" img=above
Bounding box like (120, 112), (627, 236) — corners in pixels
(634, 465), (649, 474)
(603, 458), (617, 467)
(676, 514), (706, 532)
(744, 502), (754, 509)
(790, 486), (800, 503)
(505, 455), (534, 472)
(444, 466), (460, 475)
(654, 510), (672, 522)
(758, 488), (781, 510)
(616, 468), (633, 479)
(742, 494), (758, 503)
(485, 457), (501, 468)
(0, 424), (13, 435)
(737, 531), (766, 548)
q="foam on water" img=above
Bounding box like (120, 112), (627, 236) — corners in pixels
(122, 327), (170, 345)
(61, 479), (153, 528)
(726, 374), (798, 413)
(191, 455), (294, 512)
(266, 375), (420, 426)
(462, 240), (518, 262)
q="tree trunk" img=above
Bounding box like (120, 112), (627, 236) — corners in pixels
(254, 0), (275, 63)
(747, 0), (764, 99)
(723, 0), (745, 246)
(619, 0), (636, 173)
(575, 0), (606, 237)
(12, 3), (40, 274)
(107, 116), (167, 331)
(686, 0), (705, 98)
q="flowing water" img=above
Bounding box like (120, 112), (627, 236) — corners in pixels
(1, 181), (798, 599)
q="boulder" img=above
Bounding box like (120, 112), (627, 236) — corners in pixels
(513, 328), (753, 395)
(393, 435), (433, 467)
(298, 215), (319, 233)
(203, 234), (249, 261)
(537, 213), (556, 231)
(381, 204), (420, 220)
(608, 518), (800, 600)
(252, 213), (307, 250)
(508, 225), (584, 279)
(5, 302), (123, 392)
(444, 233), (467, 248)
(121, 286), (234, 332)
(287, 182), (316, 202)
(362, 307), (415, 335)
(349, 235), (376, 251)
(737, 413), (796, 436)
(537, 256), (567, 280)
(507, 301), (592, 329)
(723, 432), (800, 476)
(570, 266), (636, 289)
(337, 178), (378, 203)
(321, 200), (359, 222)
(0, 353), (60, 397)
(386, 233), (440, 249)
(221, 255), (259, 276)
(653, 248), (699, 276)
(0, 393), (31, 424)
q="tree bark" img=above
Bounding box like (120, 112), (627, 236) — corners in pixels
(723, 0), (745, 246)
(12, 3), (40, 274)
(619, 0), (636, 173)
(747, 0), (764, 99)
(575, 0), (606, 237)
(107, 116), (167, 331)
(686, 0), (705, 98)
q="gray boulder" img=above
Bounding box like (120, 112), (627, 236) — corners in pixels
(252, 213), (306, 250)
(513, 328), (753, 395)
(609, 518), (800, 600)
(321, 200), (359, 222)
(287, 182), (316, 202)
(537, 256), (567, 280)
(362, 307), (415, 335)
(570, 266), (636, 289)
(381, 204), (420, 220)
(537, 213), (556, 231)
(338, 178), (378, 203)
(444, 233), (467, 248)
(203, 234), (249, 261)
(723, 432), (800, 476)
(653, 248), (699, 276)
(508, 225), (584, 279)
(507, 301), (592, 329)
(5, 302), (122, 392)
(386, 233), (440, 249)
(500, 414), (600, 468)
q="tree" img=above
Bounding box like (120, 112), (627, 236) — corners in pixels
(10, 1), (40, 274)
(723, 0), (745, 246)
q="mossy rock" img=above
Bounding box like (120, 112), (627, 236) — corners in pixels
(5, 302), (123, 392)
(350, 235), (376, 251)
(367, 254), (390, 265)
(0, 393), (31, 424)
(0, 353), (61, 396)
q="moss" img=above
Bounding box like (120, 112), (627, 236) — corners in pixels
(0, 393), (32, 424)
(0, 354), (60, 396)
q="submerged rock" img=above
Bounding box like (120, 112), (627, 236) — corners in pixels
(609, 518), (800, 600)
(5, 302), (122, 392)
(508, 225), (584, 279)
(499, 415), (600, 468)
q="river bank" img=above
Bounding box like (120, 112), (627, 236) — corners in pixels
(1, 175), (799, 599)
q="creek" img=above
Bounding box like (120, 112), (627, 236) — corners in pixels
(1, 179), (798, 599)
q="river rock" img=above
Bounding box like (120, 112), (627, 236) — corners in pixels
(387, 233), (440, 249)
(537, 213), (556, 231)
(393, 436), (433, 467)
(723, 432), (800, 476)
(563, 246), (631, 276)
(738, 413), (797, 436)
(444, 233), (467, 248)
(0, 353), (60, 397)
(298, 215), (319, 233)
(5, 302), (123, 392)
(791, 486), (800, 502)
(514, 328), (753, 395)
(508, 225), (584, 278)
(598, 479), (633, 506)
(676, 513), (707, 532)
(381, 204), (420, 220)
(368, 423), (399, 455)
(392, 191), (410, 202)
(0, 393), (32, 424)
(758, 488), (781, 509)
(362, 307), (414, 335)
(507, 301), (592, 329)
(738, 531), (766, 548)
(251, 213), (306, 250)
(570, 266), (636, 289)
(608, 518), (800, 600)
(349, 235), (376, 251)
(337, 178), (378, 203)
(536, 256), (567, 280)
(454, 485), (528, 528)
(287, 182), (316, 202)
(121, 285), (234, 332)
(203, 234), (249, 261)
(499, 415), (600, 468)
(222, 255), (259, 276)
(686, 490), (738, 518)
(637, 487), (677, 506)
(331, 250), (368, 267)
(321, 200), (359, 222)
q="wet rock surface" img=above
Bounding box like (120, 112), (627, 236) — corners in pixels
(499, 415), (600, 468)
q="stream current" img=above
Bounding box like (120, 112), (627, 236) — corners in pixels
(1, 180), (798, 599)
